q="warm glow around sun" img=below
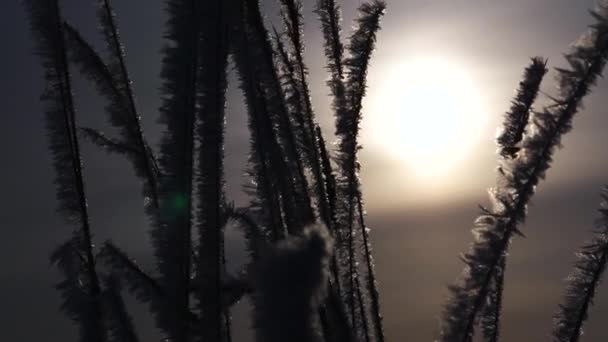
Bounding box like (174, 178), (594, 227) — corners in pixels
(368, 58), (488, 179)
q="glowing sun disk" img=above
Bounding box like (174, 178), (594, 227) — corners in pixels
(369, 58), (487, 178)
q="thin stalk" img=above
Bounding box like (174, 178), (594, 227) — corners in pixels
(100, 0), (160, 208)
(457, 55), (608, 342)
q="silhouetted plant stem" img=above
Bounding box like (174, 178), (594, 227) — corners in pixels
(102, 276), (140, 342)
(278, 0), (337, 238)
(459, 61), (606, 342)
(316, 125), (344, 299)
(441, 6), (608, 339)
(244, 0), (315, 233)
(478, 58), (547, 342)
(316, 0), (345, 80)
(567, 252), (605, 342)
(62, 22), (161, 198)
(497, 57), (548, 158)
(222, 238), (233, 342)
(277, 6), (347, 323)
(324, 282), (357, 342)
(233, 2), (288, 241)
(357, 196), (384, 342)
(25, 1), (105, 340)
(56, 11), (100, 311)
(334, 0), (385, 333)
(153, 0), (205, 339)
(272, 27), (308, 148)
(277, 0), (317, 147)
(315, 3), (347, 305)
(355, 272), (371, 342)
(98, 0), (160, 208)
(319, 2), (387, 339)
(100, 242), (164, 298)
(552, 187), (608, 342)
(195, 0), (230, 340)
(481, 255), (506, 342)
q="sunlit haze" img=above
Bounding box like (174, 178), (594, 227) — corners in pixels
(369, 58), (488, 179)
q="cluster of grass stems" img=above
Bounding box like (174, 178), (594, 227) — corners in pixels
(24, 0), (608, 341)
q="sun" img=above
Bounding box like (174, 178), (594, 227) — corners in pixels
(368, 58), (488, 178)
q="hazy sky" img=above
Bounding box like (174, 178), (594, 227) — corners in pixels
(3, 0), (608, 341)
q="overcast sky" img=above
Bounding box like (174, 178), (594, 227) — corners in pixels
(3, 0), (608, 341)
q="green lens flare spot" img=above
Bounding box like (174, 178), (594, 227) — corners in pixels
(171, 194), (189, 213)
